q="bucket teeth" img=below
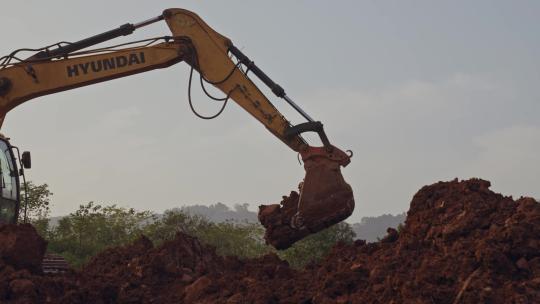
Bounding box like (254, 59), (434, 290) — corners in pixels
(258, 148), (354, 249)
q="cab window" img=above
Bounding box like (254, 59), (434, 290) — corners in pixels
(0, 142), (16, 200)
(0, 139), (18, 224)
(0, 201), (16, 224)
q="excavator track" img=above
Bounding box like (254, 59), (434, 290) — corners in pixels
(42, 253), (70, 274)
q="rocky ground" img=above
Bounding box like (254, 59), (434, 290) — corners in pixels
(0, 178), (538, 303)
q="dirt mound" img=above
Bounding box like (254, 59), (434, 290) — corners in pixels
(0, 178), (538, 303)
(0, 224), (46, 274)
(58, 233), (223, 303)
(303, 179), (540, 303)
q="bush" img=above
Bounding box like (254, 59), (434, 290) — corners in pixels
(27, 182), (356, 269)
(47, 202), (152, 267)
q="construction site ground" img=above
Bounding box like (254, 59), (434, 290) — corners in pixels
(0, 178), (538, 303)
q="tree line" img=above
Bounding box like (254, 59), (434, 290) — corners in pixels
(20, 182), (355, 268)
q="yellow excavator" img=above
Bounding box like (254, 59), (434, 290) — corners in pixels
(0, 8), (354, 249)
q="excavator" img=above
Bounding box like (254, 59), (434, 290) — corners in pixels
(0, 8), (354, 250)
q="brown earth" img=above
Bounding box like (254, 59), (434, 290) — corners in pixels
(0, 178), (539, 303)
(0, 224), (46, 274)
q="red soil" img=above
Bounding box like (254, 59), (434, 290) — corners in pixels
(0, 178), (538, 303)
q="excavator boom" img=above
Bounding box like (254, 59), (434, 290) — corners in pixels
(0, 8), (355, 249)
(0, 42), (186, 123)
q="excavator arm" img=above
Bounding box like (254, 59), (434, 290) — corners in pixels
(0, 8), (354, 249)
(0, 42), (185, 124)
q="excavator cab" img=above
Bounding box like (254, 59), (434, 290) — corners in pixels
(0, 136), (22, 224)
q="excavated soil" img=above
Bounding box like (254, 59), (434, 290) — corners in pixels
(0, 178), (539, 303)
(0, 224), (46, 274)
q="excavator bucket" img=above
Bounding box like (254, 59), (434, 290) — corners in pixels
(258, 146), (354, 249)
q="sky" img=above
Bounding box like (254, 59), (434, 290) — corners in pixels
(1, 1), (539, 222)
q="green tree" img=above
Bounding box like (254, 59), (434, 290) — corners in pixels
(18, 181), (52, 236)
(279, 222), (356, 268)
(143, 210), (269, 258)
(143, 209), (212, 244)
(144, 208), (355, 266)
(48, 202), (153, 267)
(28, 188), (356, 270)
(196, 221), (270, 258)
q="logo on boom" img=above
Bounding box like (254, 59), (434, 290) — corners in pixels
(66, 52), (146, 77)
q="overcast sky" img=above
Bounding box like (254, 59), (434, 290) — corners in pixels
(1, 1), (539, 222)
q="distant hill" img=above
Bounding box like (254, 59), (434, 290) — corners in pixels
(351, 213), (406, 242)
(179, 203), (258, 223)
